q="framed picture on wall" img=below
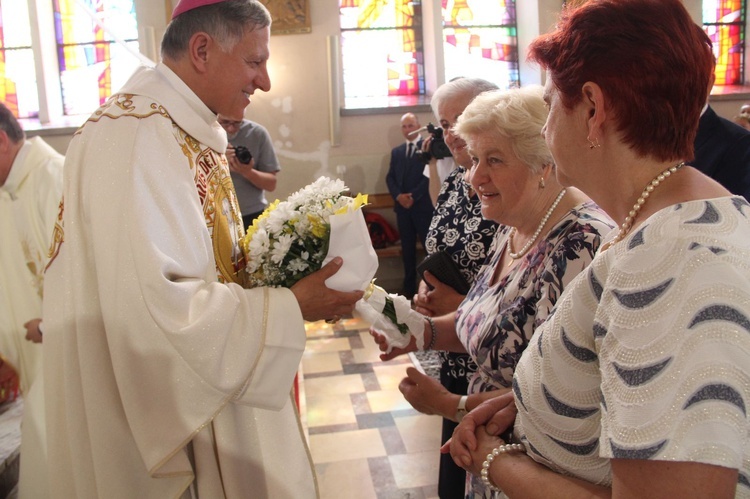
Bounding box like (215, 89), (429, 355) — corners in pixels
(259, 0), (311, 35)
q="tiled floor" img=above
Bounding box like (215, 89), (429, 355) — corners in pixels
(300, 317), (442, 499)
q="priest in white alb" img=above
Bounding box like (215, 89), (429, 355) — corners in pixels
(0, 102), (62, 499)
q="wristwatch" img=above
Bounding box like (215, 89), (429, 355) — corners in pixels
(455, 395), (469, 422)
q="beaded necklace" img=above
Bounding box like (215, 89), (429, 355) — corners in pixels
(506, 188), (567, 264)
(601, 161), (685, 251)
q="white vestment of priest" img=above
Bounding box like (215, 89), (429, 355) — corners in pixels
(0, 136), (62, 391)
(43, 63), (317, 498)
(1, 136), (62, 499)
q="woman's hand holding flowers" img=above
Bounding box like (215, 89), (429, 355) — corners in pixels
(359, 283), (426, 352)
(369, 328), (418, 361)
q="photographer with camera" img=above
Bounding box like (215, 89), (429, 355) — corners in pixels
(414, 122), (456, 205)
(218, 112), (280, 228)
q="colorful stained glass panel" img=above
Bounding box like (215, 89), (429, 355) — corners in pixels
(340, 0), (418, 30)
(703, 0), (746, 85)
(442, 0), (515, 26)
(0, 0), (38, 118)
(340, 0), (424, 103)
(54, 0), (139, 115)
(443, 0), (518, 89)
(341, 29), (423, 98)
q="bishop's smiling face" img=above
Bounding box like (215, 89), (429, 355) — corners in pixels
(205, 26), (271, 119)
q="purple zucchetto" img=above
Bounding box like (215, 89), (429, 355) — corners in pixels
(172, 0), (230, 19)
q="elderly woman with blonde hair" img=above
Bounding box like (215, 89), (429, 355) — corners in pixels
(372, 85), (613, 498)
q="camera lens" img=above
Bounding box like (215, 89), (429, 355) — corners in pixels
(235, 145), (253, 164)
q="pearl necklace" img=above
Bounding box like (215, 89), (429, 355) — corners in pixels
(507, 188), (567, 262)
(603, 161), (685, 250)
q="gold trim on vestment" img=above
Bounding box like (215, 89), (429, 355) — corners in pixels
(292, 387), (321, 498)
(45, 198), (65, 271)
(73, 95), (171, 136)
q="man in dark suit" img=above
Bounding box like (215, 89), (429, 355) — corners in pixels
(387, 113), (433, 296)
(692, 59), (750, 201)
(693, 105), (750, 200)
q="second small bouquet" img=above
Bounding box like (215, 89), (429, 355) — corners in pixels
(356, 282), (426, 353)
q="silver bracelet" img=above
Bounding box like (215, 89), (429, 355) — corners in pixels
(425, 316), (437, 350)
(480, 443), (525, 493)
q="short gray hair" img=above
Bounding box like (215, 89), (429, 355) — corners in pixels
(161, 0), (271, 60)
(455, 85), (552, 173)
(430, 77), (499, 119)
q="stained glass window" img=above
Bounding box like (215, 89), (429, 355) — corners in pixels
(340, 0), (425, 105)
(339, 0), (518, 107)
(54, 0), (140, 115)
(443, 0), (519, 89)
(0, 0), (38, 119)
(704, 0), (747, 85)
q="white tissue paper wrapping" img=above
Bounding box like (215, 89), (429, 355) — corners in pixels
(322, 208), (378, 291)
(355, 284), (425, 353)
(321, 207), (424, 353)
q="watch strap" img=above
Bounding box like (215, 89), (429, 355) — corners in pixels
(455, 395), (469, 422)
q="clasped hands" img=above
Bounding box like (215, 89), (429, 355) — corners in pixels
(443, 390), (519, 475)
(396, 192), (414, 209)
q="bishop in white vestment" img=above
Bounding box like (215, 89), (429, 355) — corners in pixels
(44, 61), (319, 499)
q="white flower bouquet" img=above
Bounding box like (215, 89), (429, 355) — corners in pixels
(241, 176), (424, 351)
(242, 177), (376, 289)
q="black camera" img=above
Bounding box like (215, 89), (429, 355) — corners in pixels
(234, 145), (253, 164)
(415, 123), (452, 164)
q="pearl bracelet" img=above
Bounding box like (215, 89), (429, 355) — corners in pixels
(480, 443), (525, 493)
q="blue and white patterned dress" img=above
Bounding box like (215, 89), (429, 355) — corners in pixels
(426, 167), (499, 383)
(425, 167), (499, 499)
(456, 201), (614, 498)
(514, 197), (750, 497)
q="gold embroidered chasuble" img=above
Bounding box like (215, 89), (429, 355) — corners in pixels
(43, 64), (317, 499)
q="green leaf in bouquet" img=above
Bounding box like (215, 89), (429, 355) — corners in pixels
(382, 297), (410, 336)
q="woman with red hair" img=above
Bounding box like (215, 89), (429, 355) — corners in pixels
(449, 0), (750, 497)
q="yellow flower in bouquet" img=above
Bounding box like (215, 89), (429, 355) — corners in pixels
(241, 177), (369, 288)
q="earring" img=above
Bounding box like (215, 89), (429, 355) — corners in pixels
(587, 136), (601, 149)
(539, 177), (545, 189)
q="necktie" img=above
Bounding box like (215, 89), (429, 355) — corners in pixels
(407, 142), (413, 158)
